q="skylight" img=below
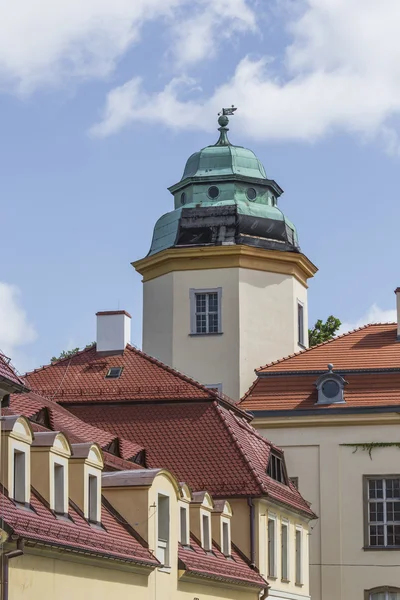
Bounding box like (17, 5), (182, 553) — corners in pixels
(105, 367), (123, 379)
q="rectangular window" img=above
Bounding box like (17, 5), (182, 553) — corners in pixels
(298, 303), (304, 346)
(88, 474), (98, 522)
(366, 477), (400, 548)
(290, 476), (299, 489)
(281, 522), (289, 581)
(13, 450), (26, 504)
(268, 518), (276, 577)
(369, 591), (400, 600)
(267, 453), (286, 484)
(180, 506), (188, 546)
(202, 514), (211, 551)
(222, 521), (230, 556)
(295, 528), (302, 584)
(157, 495), (170, 566)
(54, 463), (65, 514)
(190, 288), (222, 335)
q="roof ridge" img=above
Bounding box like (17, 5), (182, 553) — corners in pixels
(255, 323), (392, 373)
(124, 344), (219, 399)
(213, 403), (264, 495)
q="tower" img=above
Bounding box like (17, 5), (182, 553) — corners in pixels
(133, 110), (317, 400)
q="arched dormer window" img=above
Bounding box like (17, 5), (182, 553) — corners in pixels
(365, 587), (400, 600)
(315, 364), (347, 405)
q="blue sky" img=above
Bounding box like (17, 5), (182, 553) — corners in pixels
(2, 0), (400, 373)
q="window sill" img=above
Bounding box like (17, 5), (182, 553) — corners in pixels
(295, 582), (304, 587)
(297, 343), (306, 350)
(157, 566), (171, 573)
(363, 545), (400, 551)
(267, 575), (277, 580)
(189, 332), (223, 337)
(281, 579), (290, 584)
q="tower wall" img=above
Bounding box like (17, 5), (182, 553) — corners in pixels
(140, 252), (311, 400)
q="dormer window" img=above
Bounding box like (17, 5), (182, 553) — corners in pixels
(180, 506), (189, 545)
(202, 513), (211, 551)
(88, 474), (99, 522)
(267, 452), (287, 484)
(105, 367), (122, 379)
(54, 463), (66, 514)
(13, 450), (26, 504)
(315, 364), (347, 405)
(222, 521), (230, 556)
(157, 494), (170, 566)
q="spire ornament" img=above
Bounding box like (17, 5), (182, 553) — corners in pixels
(215, 106), (237, 146)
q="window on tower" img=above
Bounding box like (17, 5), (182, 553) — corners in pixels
(297, 302), (305, 347)
(190, 288), (222, 335)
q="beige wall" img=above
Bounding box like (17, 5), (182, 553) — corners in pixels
(142, 267), (308, 400)
(256, 417), (400, 600)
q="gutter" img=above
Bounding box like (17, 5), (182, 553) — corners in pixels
(247, 497), (256, 568)
(2, 538), (24, 600)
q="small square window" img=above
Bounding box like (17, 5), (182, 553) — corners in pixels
(105, 367), (123, 379)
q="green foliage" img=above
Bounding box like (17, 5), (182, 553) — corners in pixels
(51, 342), (95, 363)
(308, 315), (341, 347)
(342, 442), (400, 459)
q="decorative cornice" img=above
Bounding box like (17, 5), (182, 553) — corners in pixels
(132, 246), (318, 286)
(251, 410), (400, 429)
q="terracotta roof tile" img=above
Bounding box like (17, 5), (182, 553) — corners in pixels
(179, 536), (266, 588)
(0, 352), (26, 390)
(1, 486), (157, 566)
(68, 401), (314, 518)
(25, 344), (217, 403)
(241, 324), (400, 412)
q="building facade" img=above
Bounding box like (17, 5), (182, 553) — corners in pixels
(132, 111), (317, 400)
(241, 304), (400, 600)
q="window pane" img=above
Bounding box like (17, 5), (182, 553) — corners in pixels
(369, 525), (385, 546)
(370, 594), (386, 600)
(208, 293), (218, 312)
(13, 451), (26, 503)
(196, 314), (207, 333)
(369, 479), (384, 499)
(222, 521), (230, 556)
(389, 592), (400, 600)
(281, 524), (288, 580)
(369, 501), (384, 523)
(54, 464), (65, 514)
(158, 495), (170, 565)
(298, 304), (304, 345)
(268, 519), (275, 577)
(196, 294), (206, 313)
(387, 525), (400, 546)
(88, 475), (98, 522)
(387, 502), (400, 522)
(180, 506), (188, 545)
(386, 479), (400, 499)
(202, 514), (211, 551)
(208, 312), (219, 333)
(295, 529), (302, 584)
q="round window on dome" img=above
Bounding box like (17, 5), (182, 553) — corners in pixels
(246, 188), (257, 201)
(208, 186), (220, 199)
(181, 192), (186, 205)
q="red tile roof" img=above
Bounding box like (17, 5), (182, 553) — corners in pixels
(179, 537), (266, 589)
(241, 324), (400, 412)
(1, 486), (158, 566)
(8, 392), (144, 471)
(68, 401), (315, 518)
(26, 344), (218, 404)
(0, 351), (26, 390)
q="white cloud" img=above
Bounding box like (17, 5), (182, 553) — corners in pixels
(91, 0), (400, 151)
(339, 304), (397, 335)
(0, 283), (37, 373)
(0, 0), (256, 93)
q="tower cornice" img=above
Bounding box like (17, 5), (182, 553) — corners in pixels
(132, 245), (318, 287)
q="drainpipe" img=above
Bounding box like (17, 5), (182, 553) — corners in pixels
(2, 538), (24, 600)
(247, 497), (255, 568)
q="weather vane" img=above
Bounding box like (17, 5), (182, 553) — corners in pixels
(215, 106), (237, 146)
(218, 106), (237, 117)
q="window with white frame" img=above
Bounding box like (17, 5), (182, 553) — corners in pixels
(13, 450), (26, 504)
(180, 506), (189, 546)
(366, 477), (400, 548)
(54, 463), (66, 514)
(222, 520), (231, 556)
(297, 302), (304, 346)
(202, 513), (211, 551)
(190, 288), (222, 335)
(157, 495), (170, 566)
(88, 474), (98, 522)
(268, 518), (276, 577)
(281, 522), (289, 581)
(295, 528), (303, 584)
(368, 588), (400, 600)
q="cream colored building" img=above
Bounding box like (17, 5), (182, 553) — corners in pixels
(133, 111), (317, 400)
(241, 317), (400, 600)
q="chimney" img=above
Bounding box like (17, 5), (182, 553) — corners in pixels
(96, 310), (131, 352)
(395, 289), (400, 340)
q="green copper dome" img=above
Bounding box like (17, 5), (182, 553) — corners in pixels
(182, 144), (267, 180)
(147, 109), (300, 257)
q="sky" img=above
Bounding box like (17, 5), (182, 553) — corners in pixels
(2, 0), (400, 374)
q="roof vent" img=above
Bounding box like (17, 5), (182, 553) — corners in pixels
(105, 367), (123, 379)
(315, 364), (347, 405)
(96, 310), (131, 353)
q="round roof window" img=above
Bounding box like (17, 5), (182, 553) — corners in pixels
(208, 186), (220, 199)
(321, 379), (340, 399)
(246, 188), (257, 201)
(181, 192), (186, 205)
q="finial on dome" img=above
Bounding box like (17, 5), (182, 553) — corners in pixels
(215, 106), (237, 146)
(327, 363), (334, 372)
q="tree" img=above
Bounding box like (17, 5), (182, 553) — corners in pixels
(51, 343), (95, 363)
(308, 316), (341, 347)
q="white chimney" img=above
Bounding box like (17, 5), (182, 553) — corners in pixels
(395, 289), (400, 340)
(96, 311), (131, 352)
